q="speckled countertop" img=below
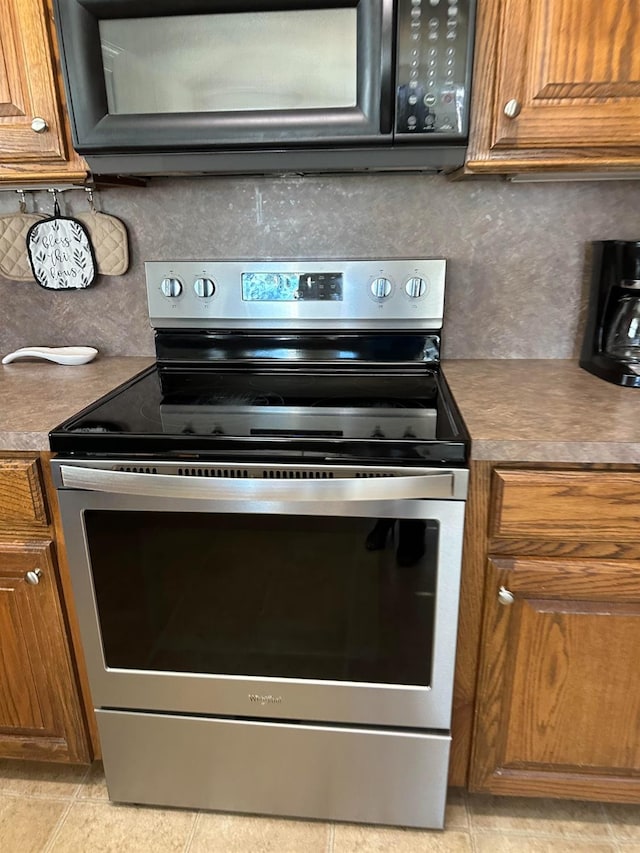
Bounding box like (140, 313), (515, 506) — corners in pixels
(1, 357), (639, 462)
(0, 357), (153, 451)
(443, 359), (640, 463)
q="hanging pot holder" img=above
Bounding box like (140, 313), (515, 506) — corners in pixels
(0, 213), (45, 281)
(26, 201), (97, 290)
(75, 210), (129, 276)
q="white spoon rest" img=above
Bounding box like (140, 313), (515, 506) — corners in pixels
(1, 346), (98, 366)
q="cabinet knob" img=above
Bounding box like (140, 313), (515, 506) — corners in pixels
(498, 585), (515, 605)
(25, 569), (43, 585)
(31, 117), (49, 134)
(503, 99), (522, 119)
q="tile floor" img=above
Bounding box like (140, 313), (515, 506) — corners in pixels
(0, 759), (638, 853)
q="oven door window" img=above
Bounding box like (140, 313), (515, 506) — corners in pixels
(84, 511), (438, 687)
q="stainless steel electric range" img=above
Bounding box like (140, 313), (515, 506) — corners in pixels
(50, 258), (469, 829)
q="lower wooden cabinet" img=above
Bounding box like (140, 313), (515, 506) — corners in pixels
(0, 455), (91, 763)
(470, 554), (640, 801)
(0, 541), (90, 762)
(467, 465), (640, 803)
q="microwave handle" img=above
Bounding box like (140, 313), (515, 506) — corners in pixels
(59, 465), (455, 502)
(379, 0), (394, 134)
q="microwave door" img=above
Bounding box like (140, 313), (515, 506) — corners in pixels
(54, 0), (393, 150)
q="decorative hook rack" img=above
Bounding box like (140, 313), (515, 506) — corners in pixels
(0, 186), (97, 212)
(0, 183), (87, 195)
(0, 175), (145, 195)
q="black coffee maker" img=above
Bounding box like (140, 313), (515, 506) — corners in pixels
(580, 240), (640, 387)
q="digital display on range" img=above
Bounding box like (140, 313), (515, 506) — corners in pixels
(241, 272), (343, 301)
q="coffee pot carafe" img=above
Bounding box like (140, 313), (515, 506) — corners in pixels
(604, 292), (640, 363)
(580, 240), (640, 387)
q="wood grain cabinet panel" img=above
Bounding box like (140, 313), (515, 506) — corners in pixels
(0, 541), (90, 762)
(469, 463), (640, 803)
(0, 0), (63, 160)
(0, 0), (87, 181)
(470, 555), (640, 802)
(491, 470), (640, 542)
(464, 0), (640, 174)
(0, 458), (48, 528)
(0, 453), (91, 764)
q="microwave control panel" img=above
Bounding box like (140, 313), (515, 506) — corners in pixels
(395, 0), (475, 138)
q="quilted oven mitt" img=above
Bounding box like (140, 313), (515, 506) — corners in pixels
(0, 213), (44, 281)
(26, 210), (97, 290)
(75, 210), (129, 276)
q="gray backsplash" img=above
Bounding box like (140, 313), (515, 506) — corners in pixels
(1, 174), (639, 359)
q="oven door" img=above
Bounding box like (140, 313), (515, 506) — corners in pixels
(54, 461), (466, 730)
(54, 0), (393, 153)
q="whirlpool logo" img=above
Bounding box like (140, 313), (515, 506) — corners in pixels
(248, 693), (283, 706)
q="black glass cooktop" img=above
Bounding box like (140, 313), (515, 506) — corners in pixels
(49, 364), (468, 465)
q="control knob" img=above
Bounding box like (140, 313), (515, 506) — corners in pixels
(405, 276), (427, 298)
(371, 277), (392, 299)
(194, 277), (215, 298)
(160, 277), (182, 298)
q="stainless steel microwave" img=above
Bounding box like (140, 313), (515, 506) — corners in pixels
(53, 0), (476, 176)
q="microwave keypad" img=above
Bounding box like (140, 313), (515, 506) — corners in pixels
(395, 0), (472, 137)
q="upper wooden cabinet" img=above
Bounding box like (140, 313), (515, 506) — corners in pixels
(0, 0), (87, 182)
(464, 0), (640, 175)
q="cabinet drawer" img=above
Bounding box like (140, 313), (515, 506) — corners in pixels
(491, 470), (640, 541)
(0, 458), (48, 528)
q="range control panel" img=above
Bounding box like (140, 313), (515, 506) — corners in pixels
(395, 0), (475, 137)
(145, 259), (447, 330)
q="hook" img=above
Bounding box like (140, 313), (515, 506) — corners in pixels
(16, 189), (27, 214)
(47, 187), (60, 217)
(85, 186), (96, 212)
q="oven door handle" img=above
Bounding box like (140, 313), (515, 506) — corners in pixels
(58, 465), (458, 501)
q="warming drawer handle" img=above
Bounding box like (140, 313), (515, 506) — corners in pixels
(59, 465), (456, 502)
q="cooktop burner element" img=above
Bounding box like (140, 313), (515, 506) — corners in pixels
(49, 259), (468, 464)
(159, 403), (438, 441)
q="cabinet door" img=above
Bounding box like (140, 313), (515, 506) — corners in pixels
(465, 0), (640, 173)
(0, 541), (90, 762)
(470, 556), (640, 802)
(0, 457), (48, 529)
(0, 0), (87, 179)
